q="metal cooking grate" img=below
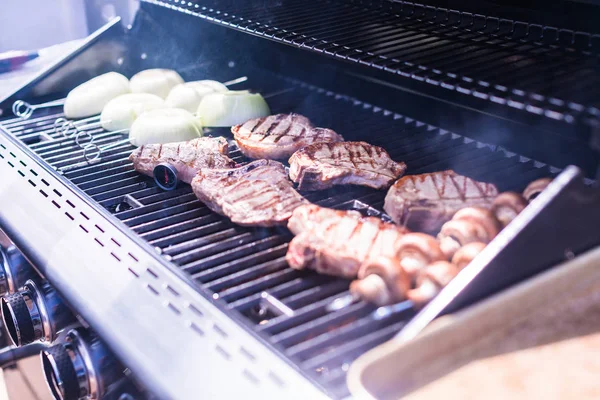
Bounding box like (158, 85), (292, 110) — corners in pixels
(0, 70), (562, 398)
(145, 0), (600, 125)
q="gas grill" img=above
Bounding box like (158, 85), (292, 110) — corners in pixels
(0, 1), (599, 399)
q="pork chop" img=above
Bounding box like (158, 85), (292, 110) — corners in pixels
(286, 204), (410, 278)
(191, 160), (308, 227)
(384, 170), (499, 233)
(232, 113), (344, 160)
(129, 136), (236, 183)
(288, 141), (407, 190)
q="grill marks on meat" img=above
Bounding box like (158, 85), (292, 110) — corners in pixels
(288, 141), (407, 190)
(384, 170), (499, 233)
(129, 137), (236, 184)
(191, 160), (308, 227)
(232, 113), (344, 160)
(286, 204), (410, 278)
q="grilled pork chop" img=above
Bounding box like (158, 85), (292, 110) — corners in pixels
(191, 160), (308, 227)
(232, 113), (344, 160)
(129, 137), (236, 183)
(384, 170), (499, 233)
(286, 204), (410, 278)
(288, 141), (407, 190)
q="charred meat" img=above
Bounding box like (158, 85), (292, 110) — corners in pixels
(286, 204), (409, 278)
(191, 160), (308, 227)
(129, 136), (236, 183)
(288, 141), (407, 190)
(232, 113), (344, 160)
(384, 170), (499, 233)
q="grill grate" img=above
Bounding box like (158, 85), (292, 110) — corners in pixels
(145, 0), (600, 126)
(1, 69), (564, 397)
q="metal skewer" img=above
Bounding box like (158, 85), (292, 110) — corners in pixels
(223, 76), (248, 86)
(74, 128), (128, 148)
(81, 137), (131, 162)
(12, 99), (65, 119)
(12, 75), (248, 121)
(51, 76), (247, 135)
(53, 115), (101, 135)
(263, 87), (295, 99)
(55, 75), (255, 171)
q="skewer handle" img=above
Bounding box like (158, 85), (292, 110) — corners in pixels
(12, 99), (65, 119)
(223, 76), (248, 86)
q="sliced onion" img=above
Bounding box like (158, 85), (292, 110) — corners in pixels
(64, 72), (130, 119)
(130, 69), (184, 99)
(100, 93), (165, 131)
(165, 80), (228, 113)
(129, 108), (203, 146)
(196, 90), (270, 127)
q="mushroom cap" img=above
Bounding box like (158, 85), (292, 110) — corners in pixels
(418, 261), (460, 287)
(452, 242), (487, 270)
(393, 233), (445, 275)
(437, 210), (498, 259)
(356, 256), (411, 303)
(452, 207), (502, 238)
(408, 261), (459, 305)
(523, 177), (552, 202)
(491, 192), (528, 227)
(350, 275), (393, 306)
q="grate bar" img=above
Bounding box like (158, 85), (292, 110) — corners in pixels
(161, 0), (600, 125)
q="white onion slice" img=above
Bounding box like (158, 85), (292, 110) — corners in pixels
(130, 69), (184, 99)
(196, 90), (270, 127)
(100, 93), (165, 131)
(165, 80), (228, 113)
(63, 72), (130, 119)
(129, 108), (203, 146)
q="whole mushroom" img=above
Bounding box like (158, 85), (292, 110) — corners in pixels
(452, 242), (487, 270)
(350, 256), (411, 306)
(437, 207), (501, 259)
(407, 261), (460, 305)
(491, 192), (528, 227)
(392, 233), (446, 277)
(523, 177), (552, 202)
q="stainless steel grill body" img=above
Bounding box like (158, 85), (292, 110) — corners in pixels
(0, 1), (599, 399)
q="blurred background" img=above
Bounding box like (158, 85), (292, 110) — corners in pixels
(0, 0), (139, 52)
(0, 0), (140, 100)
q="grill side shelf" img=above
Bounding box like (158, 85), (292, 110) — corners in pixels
(0, 127), (328, 400)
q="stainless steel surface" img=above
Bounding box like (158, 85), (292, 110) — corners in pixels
(0, 123), (327, 399)
(0, 245), (37, 296)
(12, 100), (66, 120)
(2, 280), (77, 345)
(0, 6), (597, 399)
(42, 329), (124, 400)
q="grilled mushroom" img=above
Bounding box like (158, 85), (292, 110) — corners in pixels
(437, 207), (501, 259)
(407, 261), (459, 305)
(351, 256), (411, 306)
(393, 233), (446, 276)
(491, 192), (528, 227)
(452, 242), (487, 270)
(523, 177), (552, 202)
